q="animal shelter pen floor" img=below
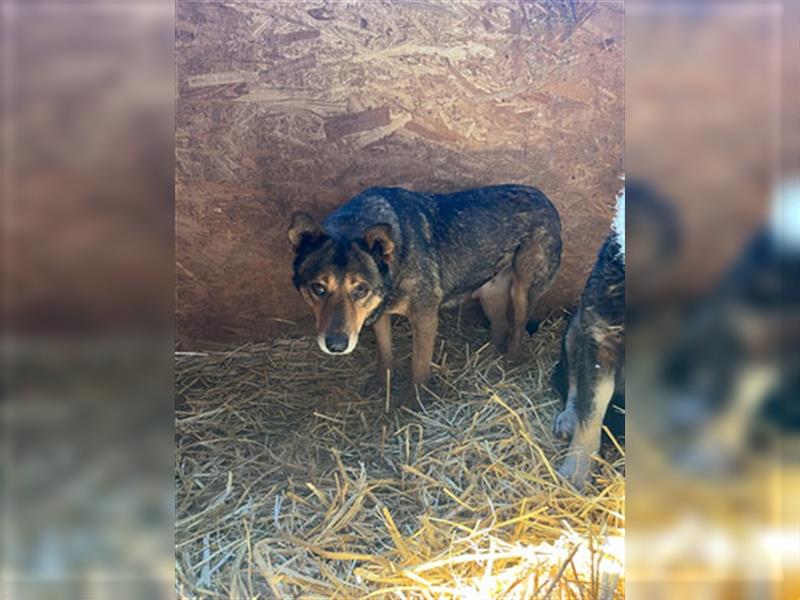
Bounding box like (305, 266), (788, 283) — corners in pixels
(175, 315), (624, 599)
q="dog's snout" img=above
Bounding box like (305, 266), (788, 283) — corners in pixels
(324, 332), (349, 353)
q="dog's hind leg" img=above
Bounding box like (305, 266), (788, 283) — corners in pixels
(553, 314), (579, 440)
(473, 270), (512, 352)
(508, 276), (532, 358)
(507, 231), (561, 358)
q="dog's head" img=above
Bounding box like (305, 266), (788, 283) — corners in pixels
(288, 212), (394, 355)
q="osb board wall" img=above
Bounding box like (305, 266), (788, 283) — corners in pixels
(176, 1), (623, 345)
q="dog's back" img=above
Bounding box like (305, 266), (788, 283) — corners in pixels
(323, 185), (561, 305)
(430, 185), (561, 301)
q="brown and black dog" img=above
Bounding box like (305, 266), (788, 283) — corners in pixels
(288, 185), (562, 405)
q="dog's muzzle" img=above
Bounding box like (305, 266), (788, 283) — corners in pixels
(318, 332), (357, 355)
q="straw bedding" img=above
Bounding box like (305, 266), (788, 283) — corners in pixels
(176, 314), (624, 599)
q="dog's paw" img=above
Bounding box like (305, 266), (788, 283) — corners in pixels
(503, 340), (526, 363)
(491, 331), (510, 354)
(397, 380), (442, 412)
(391, 382), (416, 411)
(557, 453), (591, 491)
(362, 371), (389, 397)
(553, 408), (577, 440)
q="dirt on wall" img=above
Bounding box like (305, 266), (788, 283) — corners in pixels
(176, 0), (624, 346)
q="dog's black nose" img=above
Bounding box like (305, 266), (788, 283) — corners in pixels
(324, 332), (349, 353)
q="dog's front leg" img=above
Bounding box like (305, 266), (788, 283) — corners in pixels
(408, 307), (438, 405)
(373, 313), (392, 384)
(363, 314), (392, 397)
(558, 374), (615, 490)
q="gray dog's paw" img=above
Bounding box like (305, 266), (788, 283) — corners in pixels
(362, 372), (388, 397)
(557, 453), (591, 491)
(553, 407), (578, 440)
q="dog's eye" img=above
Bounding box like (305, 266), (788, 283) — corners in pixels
(353, 283), (369, 299)
(310, 283), (326, 297)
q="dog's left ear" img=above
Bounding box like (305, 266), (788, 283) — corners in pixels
(288, 212), (323, 250)
(363, 224), (395, 262)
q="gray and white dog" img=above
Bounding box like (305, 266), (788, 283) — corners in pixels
(553, 185), (625, 488)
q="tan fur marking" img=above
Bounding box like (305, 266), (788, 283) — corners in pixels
(474, 270), (512, 350)
(410, 309), (438, 385)
(508, 277), (530, 357)
(387, 297), (411, 316)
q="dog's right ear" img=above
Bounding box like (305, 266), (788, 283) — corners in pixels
(288, 212), (323, 250)
(363, 224), (395, 262)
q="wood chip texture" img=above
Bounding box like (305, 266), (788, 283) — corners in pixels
(176, 0), (624, 346)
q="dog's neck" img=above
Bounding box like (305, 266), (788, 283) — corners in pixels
(363, 259), (396, 327)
